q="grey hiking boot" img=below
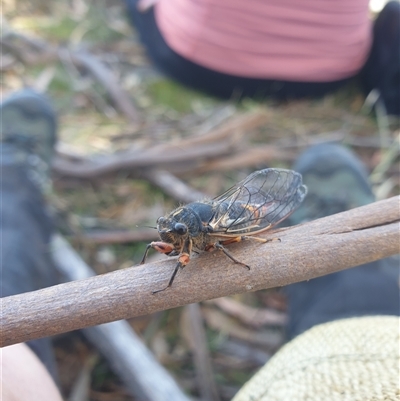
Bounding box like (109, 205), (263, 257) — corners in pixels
(1, 89), (57, 191)
(285, 143), (399, 339)
(1, 89), (59, 380)
(289, 143), (375, 225)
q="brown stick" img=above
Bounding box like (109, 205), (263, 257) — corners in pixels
(68, 52), (139, 123)
(76, 227), (159, 245)
(182, 304), (221, 401)
(195, 144), (295, 173)
(52, 141), (234, 179)
(52, 110), (275, 179)
(142, 169), (206, 203)
(207, 297), (286, 327)
(1, 197), (399, 347)
(180, 109), (270, 146)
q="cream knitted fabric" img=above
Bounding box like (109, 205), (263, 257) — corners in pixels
(233, 316), (400, 401)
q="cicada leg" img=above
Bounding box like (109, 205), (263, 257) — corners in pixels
(214, 235), (281, 270)
(152, 253), (190, 294)
(220, 235), (280, 246)
(140, 241), (175, 264)
(140, 244), (152, 264)
(214, 242), (250, 270)
(152, 239), (192, 294)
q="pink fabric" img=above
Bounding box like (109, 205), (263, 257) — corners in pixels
(154, 0), (372, 82)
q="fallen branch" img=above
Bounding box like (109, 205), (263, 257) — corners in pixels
(142, 169), (206, 203)
(75, 227), (158, 245)
(1, 196), (399, 347)
(182, 304), (221, 401)
(53, 142), (294, 179)
(195, 144), (295, 173)
(207, 297), (286, 328)
(52, 110), (286, 179)
(67, 51), (139, 123)
(52, 140), (236, 179)
(201, 308), (282, 349)
(180, 109), (270, 146)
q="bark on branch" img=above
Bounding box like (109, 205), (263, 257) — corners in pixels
(1, 196), (399, 347)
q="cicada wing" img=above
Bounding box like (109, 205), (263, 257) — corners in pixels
(209, 168), (307, 234)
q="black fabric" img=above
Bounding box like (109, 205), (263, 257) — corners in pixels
(360, 1), (400, 115)
(125, 0), (352, 101)
(0, 164), (59, 380)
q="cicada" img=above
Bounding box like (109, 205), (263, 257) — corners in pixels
(141, 168), (307, 294)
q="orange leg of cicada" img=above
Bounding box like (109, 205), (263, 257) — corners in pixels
(214, 242), (250, 270)
(152, 253), (190, 294)
(220, 235), (279, 246)
(140, 241), (175, 265)
(213, 235), (281, 270)
(151, 240), (193, 294)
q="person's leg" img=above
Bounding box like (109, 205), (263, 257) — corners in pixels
(1, 344), (63, 401)
(285, 143), (399, 339)
(125, 0), (351, 100)
(1, 89), (60, 380)
(360, 1), (400, 116)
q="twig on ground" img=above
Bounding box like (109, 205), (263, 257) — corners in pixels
(182, 304), (221, 401)
(1, 196), (399, 347)
(202, 308), (283, 349)
(207, 297), (286, 328)
(142, 169), (206, 203)
(52, 109), (282, 179)
(188, 109), (271, 145)
(195, 144), (294, 173)
(52, 140), (236, 178)
(68, 51), (139, 123)
(75, 227), (158, 245)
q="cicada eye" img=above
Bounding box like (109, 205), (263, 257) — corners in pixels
(174, 223), (187, 235)
(157, 217), (167, 225)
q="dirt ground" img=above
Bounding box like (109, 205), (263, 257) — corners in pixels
(2, 1), (399, 400)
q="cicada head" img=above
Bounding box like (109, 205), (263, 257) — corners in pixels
(157, 216), (189, 243)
